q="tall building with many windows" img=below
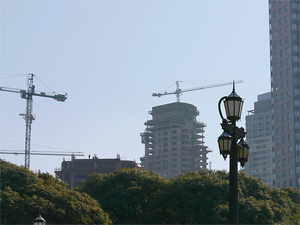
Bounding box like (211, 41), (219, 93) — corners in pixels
(140, 102), (210, 179)
(269, 0), (300, 188)
(244, 93), (273, 187)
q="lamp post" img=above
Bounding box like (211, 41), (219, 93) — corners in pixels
(32, 213), (46, 225)
(217, 82), (250, 224)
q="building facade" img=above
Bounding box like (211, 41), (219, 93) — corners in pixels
(55, 155), (137, 188)
(140, 102), (211, 179)
(244, 93), (273, 187)
(269, 0), (300, 188)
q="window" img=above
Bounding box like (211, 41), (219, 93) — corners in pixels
(279, 18), (283, 25)
(288, 123), (292, 131)
(287, 101), (291, 109)
(274, 31), (278, 38)
(285, 26), (289, 33)
(282, 125), (286, 133)
(273, 21), (277, 28)
(287, 169), (293, 179)
(288, 146), (292, 153)
(286, 68), (290, 76)
(292, 24), (297, 30)
(288, 134), (292, 142)
(280, 39), (284, 46)
(275, 73), (279, 80)
(275, 95), (279, 102)
(273, 11), (277, 18)
(274, 41), (278, 49)
(281, 71), (285, 78)
(281, 82), (285, 89)
(280, 28), (283, 35)
(274, 63), (278, 70)
(282, 114), (286, 122)
(276, 127), (280, 135)
(288, 112), (291, 119)
(276, 106), (279, 113)
(277, 172), (281, 179)
(276, 116), (280, 124)
(283, 148), (287, 156)
(283, 170), (287, 177)
(285, 36), (290, 44)
(284, 5), (288, 12)
(276, 149), (281, 156)
(280, 49), (284, 57)
(276, 161), (281, 168)
(285, 15), (288, 22)
(280, 60), (284, 68)
(286, 47), (290, 54)
(282, 136), (286, 144)
(276, 138), (280, 146)
(287, 91), (291, 98)
(274, 52), (278, 59)
(272, 1), (276, 7)
(289, 179), (293, 187)
(289, 157), (293, 165)
(286, 58), (290, 65)
(279, 8), (283, 15)
(281, 93), (285, 100)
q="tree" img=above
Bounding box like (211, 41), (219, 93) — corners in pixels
(76, 168), (167, 224)
(0, 159), (112, 224)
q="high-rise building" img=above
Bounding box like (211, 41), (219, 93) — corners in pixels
(244, 93), (273, 188)
(269, 0), (300, 188)
(140, 102), (211, 179)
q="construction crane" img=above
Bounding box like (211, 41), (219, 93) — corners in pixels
(0, 150), (83, 156)
(152, 80), (243, 102)
(0, 74), (68, 169)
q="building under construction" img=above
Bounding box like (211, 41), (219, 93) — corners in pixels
(55, 155), (137, 188)
(140, 102), (211, 178)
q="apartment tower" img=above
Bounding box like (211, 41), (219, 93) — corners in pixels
(244, 93), (273, 187)
(140, 102), (210, 179)
(269, 0), (300, 188)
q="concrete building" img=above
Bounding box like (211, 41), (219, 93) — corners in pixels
(244, 93), (273, 187)
(55, 155), (137, 188)
(269, 0), (300, 188)
(140, 102), (211, 179)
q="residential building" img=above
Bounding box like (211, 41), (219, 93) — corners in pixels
(269, 0), (300, 188)
(140, 102), (211, 179)
(244, 93), (273, 187)
(55, 155), (137, 188)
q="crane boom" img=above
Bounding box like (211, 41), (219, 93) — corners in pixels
(0, 150), (84, 156)
(0, 73), (67, 168)
(152, 80), (243, 102)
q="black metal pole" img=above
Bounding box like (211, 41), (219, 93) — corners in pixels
(229, 121), (238, 224)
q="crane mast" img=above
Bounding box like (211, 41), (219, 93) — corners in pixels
(152, 80), (243, 102)
(0, 73), (68, 168)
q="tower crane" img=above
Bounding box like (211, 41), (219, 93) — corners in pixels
(0, 150), (83, 156)
(152, 80), (243, 102)
(0, 74), (68, 168)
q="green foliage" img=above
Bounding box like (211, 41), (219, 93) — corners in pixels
(77, 169), (300, 224)
(0, 159), (112, 224)
(76, 168), (167, 224)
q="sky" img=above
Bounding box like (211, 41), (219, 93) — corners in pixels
(0, 0), (271, 175)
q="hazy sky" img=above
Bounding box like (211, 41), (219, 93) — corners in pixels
(0, 0), (270, 175)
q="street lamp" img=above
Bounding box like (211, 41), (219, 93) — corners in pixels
(217, 82), (250, 224)
(32, 213), (45, 225)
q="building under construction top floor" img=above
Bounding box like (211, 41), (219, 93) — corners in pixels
(140, 102), (211, 179)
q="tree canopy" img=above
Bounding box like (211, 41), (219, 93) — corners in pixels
(76, 168), (167, 224)
(0, 159), (112, 224)
(77, 169), (300, 224)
